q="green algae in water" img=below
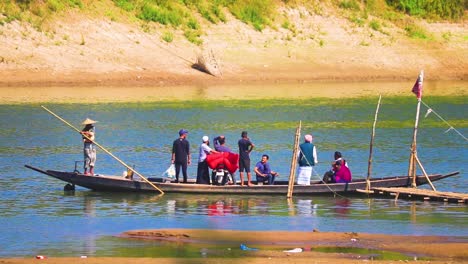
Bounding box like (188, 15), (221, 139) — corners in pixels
(312, 246), (429, 261)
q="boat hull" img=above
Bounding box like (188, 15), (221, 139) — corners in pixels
(25, 165), (459, 195)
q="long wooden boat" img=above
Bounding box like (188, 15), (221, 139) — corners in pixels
(25, 165), (458, 195)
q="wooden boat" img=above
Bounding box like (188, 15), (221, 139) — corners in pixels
(25, 165), (458, 195)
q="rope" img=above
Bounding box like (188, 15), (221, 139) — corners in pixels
(297, 146), (347, 198)
(421, 100), (468, 141)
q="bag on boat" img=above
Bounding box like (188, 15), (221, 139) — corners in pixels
(162, 164), (176, 178)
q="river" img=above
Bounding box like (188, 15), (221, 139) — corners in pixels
(0, 83), (466, 257)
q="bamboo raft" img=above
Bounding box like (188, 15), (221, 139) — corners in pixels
(366, 187), (467, 204)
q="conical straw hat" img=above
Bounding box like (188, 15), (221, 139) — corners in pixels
(82, 118), (98, 125)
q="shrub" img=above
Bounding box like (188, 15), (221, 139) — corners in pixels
(184, 28), (203, 45)
(228, 0), (274, 31)
(114, 0), (135, 12)
(162, 31), (174, 43)
(405, 23), (430, 39)
(339, 0), (360, 11)
(187, 17), (199, 30)
(369, 19), (381, 31)
(138, 3), (183, 26)
(386, 0), (465, 20)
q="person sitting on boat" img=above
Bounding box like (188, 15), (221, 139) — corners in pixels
(213, 135), (231, 152)
(197, 136), (219, 184)
(333, 160), (352, 183)
(297, 134), (318, 185)
(80, 118), (97, 176)
(334, 151), (348, 167)
(254, 154), (279, 185)
(323, 151), (348, 183)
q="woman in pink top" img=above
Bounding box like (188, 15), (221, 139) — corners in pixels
(333, 160), (352, 183)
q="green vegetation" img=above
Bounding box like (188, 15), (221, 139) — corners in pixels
(369, 19), (381, 31)
(0, 0), (465, 44)
(339, 0), (360, 11)
(405, 23), (431, 39)
(386, 0), (465, 20)
(161, 31), (173, 43)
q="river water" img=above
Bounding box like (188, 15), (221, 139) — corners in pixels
(0, 83), (466, 257)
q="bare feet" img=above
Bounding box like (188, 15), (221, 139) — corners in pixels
(247, 182), (253, 187)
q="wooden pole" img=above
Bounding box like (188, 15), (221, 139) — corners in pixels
(366, 95), (382, 191)
(41, 105), (165, 195)
(409, 70), (424, 188)
(287, 121), (301, 198)
(414, 155), (436, 191)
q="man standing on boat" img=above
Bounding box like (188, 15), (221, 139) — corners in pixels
(238, 131), (255, 186)
(171, 129), (191, 183)
(297, 134), (318, 185)
(197, 136), (218, 184)
(213, 135), (231, 152)
(80, 118), (97, 176)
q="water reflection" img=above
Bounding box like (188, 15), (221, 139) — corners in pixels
(333, 198), (351, 217)
(0, 95), (467, 257)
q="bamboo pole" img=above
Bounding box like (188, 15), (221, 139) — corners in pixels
(409, 70), (424, 188)
(366, 95), (382, 192)
(414, 155), (436, 191)
(41, 105), (164, 195)
(287, 121), (301, 198)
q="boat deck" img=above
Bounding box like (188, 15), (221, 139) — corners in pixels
(364, 187), (467, 204)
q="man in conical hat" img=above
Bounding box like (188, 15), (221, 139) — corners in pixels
(81, 118), (98, 175)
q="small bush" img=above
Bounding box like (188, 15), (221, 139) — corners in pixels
(350, 15), (365, 26)
(405, 23), (430, 39)
(162, 31), (173, 43)
(441, 31), (451, 41)
(138, 3), (183, 27)
(187, 17), (199, 30)
(184, 29), (202, 45)
(386, 0), (465, 20)
(228, 0), (274, 31)
(339, 0), (360, 11)
(114, 0), (135, 12)
(369, 19), (381, 31)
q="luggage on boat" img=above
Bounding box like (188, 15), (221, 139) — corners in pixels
(206, 152), (239, 174)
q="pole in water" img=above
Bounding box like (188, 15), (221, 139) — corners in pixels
(40, 105), (164, 195)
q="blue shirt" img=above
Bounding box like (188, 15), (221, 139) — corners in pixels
(214, 137), (231, 152)
(255, 161), (271, 176)
(238, 138), (253, 160)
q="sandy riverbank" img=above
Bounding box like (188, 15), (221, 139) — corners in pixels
(0, 80), (466, 104)
(2, 229), (467, 264)
(1, 5), (467, 97)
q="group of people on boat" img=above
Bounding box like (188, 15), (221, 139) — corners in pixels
(169, 128), (352, 186)
(79, 118), (352, 185)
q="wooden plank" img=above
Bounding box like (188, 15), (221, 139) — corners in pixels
(368, 187), (467, 204)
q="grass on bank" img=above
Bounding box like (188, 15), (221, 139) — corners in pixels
(0, 0), (465, 44)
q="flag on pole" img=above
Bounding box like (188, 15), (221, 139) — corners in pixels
(412, 70), (424, 99)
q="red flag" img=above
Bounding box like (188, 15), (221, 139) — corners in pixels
(412, 71), (424, 99)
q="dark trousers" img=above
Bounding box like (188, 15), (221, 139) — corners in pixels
(196, 161), (210, 184)
(256, 174), (276, 185)
(175, 161), (188, 182)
